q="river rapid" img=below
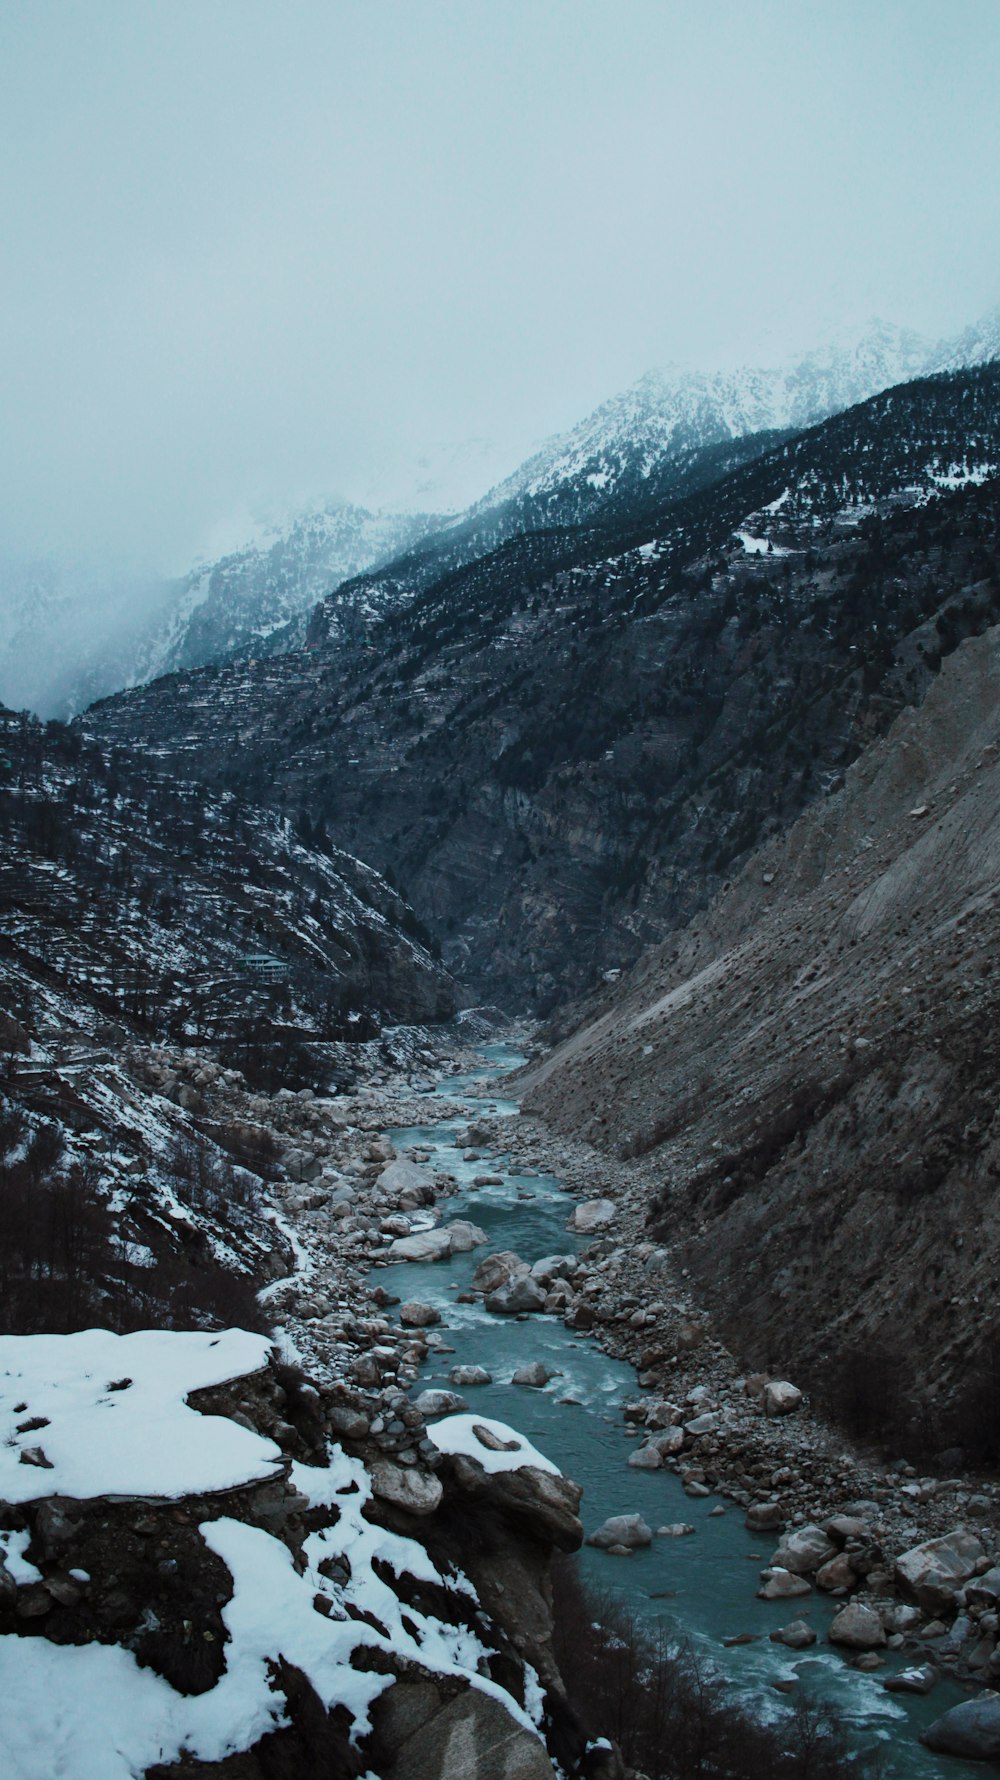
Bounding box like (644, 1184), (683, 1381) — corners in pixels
(370, 1041), (970, 1780)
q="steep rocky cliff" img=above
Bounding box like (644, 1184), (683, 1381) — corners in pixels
(0, 1330), (597, 1780)
(521, 626), (1000, 1445)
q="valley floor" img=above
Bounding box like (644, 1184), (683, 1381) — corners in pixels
(254, 1024), (1000, 1702)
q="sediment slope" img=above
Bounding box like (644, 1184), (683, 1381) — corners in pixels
(522, 626), (1000, 1434)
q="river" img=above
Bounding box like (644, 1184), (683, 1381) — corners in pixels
(371, 1041), (969, 1778)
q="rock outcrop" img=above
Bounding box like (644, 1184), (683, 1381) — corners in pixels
(0, 1332), (592, 1780)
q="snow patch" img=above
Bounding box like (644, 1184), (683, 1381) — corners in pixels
(0, 1328), (281, 1502)
(0, 1529), (42, 1585)
(427, 1413), (560, 1475)
(735, 531), (791, 558)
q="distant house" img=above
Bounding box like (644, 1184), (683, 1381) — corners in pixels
(241, 953), (287, 984)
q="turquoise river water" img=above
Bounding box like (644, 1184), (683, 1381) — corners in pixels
(370, 1043), (971, 1778)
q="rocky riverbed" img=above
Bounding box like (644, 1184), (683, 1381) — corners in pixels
(455, 1100), (1000, 1702)
(113, 1020), (1000, 1764)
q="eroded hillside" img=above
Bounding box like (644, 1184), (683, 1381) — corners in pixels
(521, 626), (1000, 1449)
(0, 708), (456, 1331)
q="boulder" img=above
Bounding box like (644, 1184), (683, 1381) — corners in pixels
(770, 1620), (817, 1650)
(449, 1365), (493, 1388)
(568, 1198), (615, 1233)
(387, 1229), (454, 1264)
(884, 1665), (937, 1696)
(511, 1362), (554, 1388)
(445, 1219), (489, 1254)
(758, 1568), (811, 1601)
(647, 1427), (685, 1457)
(657, 1524), (696, 1538)
(823, 1515), (871, 1545)
(446, 1454), (584, 1551)
(770, 1525), (838, 1576)
(764, 1381), (802, 1418)
(815, 1552), (857, 1592)
(378, 1158), (433, 1196)
(685, 1385), (713, 1406)
(376, 1681), (556, 1780)
(745, 1501), (785, 1533)
(380, 1215), (412, 1238)
(587, 1514), (653, 1551)
(627, 1445), (663, 1470)
(399, 1301), (441, 1328)
(328, 1404), (369, 1440)
(966, 1565), (1000, 1610)
(411, 1389), (468, 1418)
(369, 1460), (443, 1517)
(530, 1254), (576, 1285)
(33, 1500), (81, 1555)
(644, 1400), (681, 1429)
(472, 1252), (530, 1294)
(895, 1530), (986, 1617)
(485, 1276), (547, 1316)
(921, 1697), (1000, 1760)
(684, 1412), (721, 1438)
(828, 1603), (886, 1650)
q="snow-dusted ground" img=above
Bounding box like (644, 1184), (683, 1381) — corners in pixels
(0, 1328), (557, 1779)
(0, 1328), (281, 1502)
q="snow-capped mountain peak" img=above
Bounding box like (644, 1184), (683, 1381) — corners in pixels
(475, 317), (948, 510)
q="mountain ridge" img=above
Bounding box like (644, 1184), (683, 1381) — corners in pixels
(83, 363), (1000, 1008)
(5, 306), (998, 719)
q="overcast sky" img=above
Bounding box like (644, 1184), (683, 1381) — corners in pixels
(1, 0), (998, 572)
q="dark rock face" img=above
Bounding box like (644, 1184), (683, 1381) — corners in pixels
(374, 1683), (556, 1780)
(922, 1696), (1000, 1760)
(83, 367), (1000, 1008)
(522, 625), (1000, 1421)
(0, 1349), (589, 1780)
(439, 1454), (584, 1556)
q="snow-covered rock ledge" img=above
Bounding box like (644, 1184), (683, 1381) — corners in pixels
(0, 1328), (601, 1780)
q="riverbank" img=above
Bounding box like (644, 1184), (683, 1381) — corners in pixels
(180, 1017), (1000, 1766)
(454, 1098), (1000, 1688)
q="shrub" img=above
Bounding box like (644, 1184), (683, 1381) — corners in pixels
(551, 1559), (883, 1779)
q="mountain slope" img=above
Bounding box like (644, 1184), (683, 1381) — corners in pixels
(0, 705), (456, 1327)
(9, 308), (998, 723)
(0, 503), (440, 720)
(136, 502), (443, 678)
(0, 706), (454, 1041)
(479, 318), (938, 509)
(303, 316), (986, 655)
(84, 365), (1000, 1009)
(520, 623), (1000, 1450)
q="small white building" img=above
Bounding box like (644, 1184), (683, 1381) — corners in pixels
(241, 953), (287, 984)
